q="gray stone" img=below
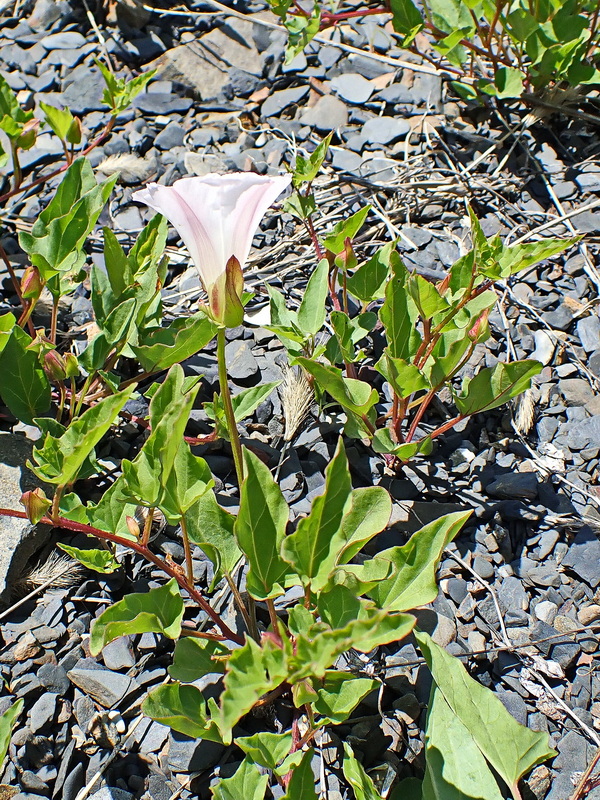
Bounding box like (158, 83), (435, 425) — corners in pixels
(561, 526), (600, 587)
(29, 692), (58, 732)
(300, 94), (348, 131)
(61, 67), (105, 114)
(530, 329), (555, 365)
(37, 663), (70, 695)
(226, 67), (261, 98)
(485, 472), (538, 500)
(575, 167), (600, 193)
(41, 31), (86, 50)
(20, 771), (49, 794)
(472, 555), (494, 581)
(101, 637), (136, 671)
(577, 314), (600, 353)
(330, 147), (362, 172)
(133, 93), (193, 115)
(331, 73), (374, 104)
(0, 433), (52, 603)
(155, 122), (185, 150)
(168, 732), (225, 772)
(495, 690), (528, 725)
(361, 116), (410, 145)
(413, 609), (456, 647)
(68, 662), (135, 708)
(498, 576), (529, 612)
(261, 85), (309, 117)
(224, 340), (258, 381)
(89, 789), (133, 800)
(567, 415), (600, 449)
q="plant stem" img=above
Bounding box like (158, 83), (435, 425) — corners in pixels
(50, 295), (59, 344)
(225, 571), (257, 641)
(180, 515), (194, 585)
(10, 141), (22, 191)
(217, 326), (245, 486)
(0, 240), (32, 333)
(50, 486), (63, 523)
(0, 116), (115, 206)
(141, 507), (154, 547)
(0, 507), (245, 645)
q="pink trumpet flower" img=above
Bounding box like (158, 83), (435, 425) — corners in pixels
(132, 171), (291, 327)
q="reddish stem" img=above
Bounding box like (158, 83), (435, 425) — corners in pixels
(0, 117), (115, 206)
(0, 507), (244, 645)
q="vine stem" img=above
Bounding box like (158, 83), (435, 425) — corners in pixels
(0, 116), (116, 206)
(217, 326), (245, 486)
(180, 515), (194, 585)
(0, 507), (245, 645)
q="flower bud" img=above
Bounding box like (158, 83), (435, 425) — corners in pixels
(43, 350), (67, 382)
(209, 254), (244, 328)
(335, 238), (357, 272)
(126, 515), (141, 539)
(20, 266), (43, 300)
(66, 116), (82, 145)
(468, 308), (491, 343)
(63, 353), (79, 379)
(20, 488), (51, 524)
(17, 118), (40, 151)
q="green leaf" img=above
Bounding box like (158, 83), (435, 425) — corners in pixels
(235, 448), (289, 600)
(346, 242), (394, 302)
(30, 386), (135, 486)
(89, 578), (184, 655)
(454, 361), (542, 416)
(334, 485), (392, 565)
(428, 0), (473, 32)
(422, 687), (503, 800)
(207, 382), (281, 429)
(40, 101), (75, 141)
(131, 313), (218, 372)
(0, 326), (51, 424)
(492, 66), (524, 98)
(409, 275), (450, 318)
(328, 311), (377, 365)
(282, 749), (318, 800)
(96, 61), (156, 114)
(121, 365), (199, 510)
(342, 743), (382, 800)
(219, 636), (290, 739)
(212, 757), (268, 800)
(371, 429), (432, 460)
(416, 633), (556, 795)
(282, 438), (352, 589)
(375, 351), (429, 399)
(389, 0), (424, 42)
(297, 258), (329, 336)
(292, 609), (414, 679)
(292, 133), (332, 187)
(369, 511), (471, 611)
(296, 359), (378, 416)
(186, 491), (242, 591)
(19, 158), (117, 282)
(0, 74), (28, 122)
(380, 255), (420, 360)
(322, 206), (371, 257)
(160, 443), (213, 523)
(79, 297), (139, 372)
(66, 473), (138, 540)
(237, 732), (293, 770)
(497, 237), (579, 276)
(169, 637), (229, 682)
(284, 5), (321, 65)
(0, 313), (14, 358)
(312, 672), (378, 724)
(0, 699), (23, 767)
(143, 682), (222, 741)
(57, 544), (120, 573)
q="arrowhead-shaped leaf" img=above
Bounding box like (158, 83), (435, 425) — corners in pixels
(90, 578), (184, 655)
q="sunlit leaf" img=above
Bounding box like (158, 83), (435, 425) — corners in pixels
(57, 544), (120, 574)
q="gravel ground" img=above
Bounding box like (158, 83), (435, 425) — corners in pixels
(1, 1), (600, 798)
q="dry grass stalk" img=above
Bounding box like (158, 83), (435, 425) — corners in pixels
(281, 365), (313, 442)
(513, 389), (535, 435)
(13, 551), (83, 596)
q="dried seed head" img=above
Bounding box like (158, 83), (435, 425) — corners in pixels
(280, 365), (313, 442)
(12, 551), (83, 597)
(513, 389), (535, 435)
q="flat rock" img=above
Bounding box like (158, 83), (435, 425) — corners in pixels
(149, 21), (261, 101)
(485, 472), (538, 500)
(133, 92), (193, 115)
(300, 94), (348, 131)
(60, 67), (106, 114)
(224, 339), (259, 381)
(331, 73), (374, 104)
(561, 526), (600, 587)
(361, 116), (410, 144)
(261, 85), (309, 117)
(40, 31), (87, 50)
(67, 662), (136, 708)
(0, 433), (52, 603)
(576, 314), (600, 353)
